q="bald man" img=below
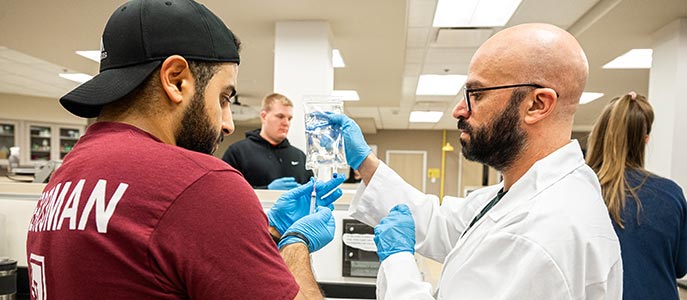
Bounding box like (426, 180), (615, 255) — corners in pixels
(324, 23), (622, 299)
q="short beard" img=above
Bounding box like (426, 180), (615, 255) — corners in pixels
(458, 89), (528, 171)
(176, 91), (223, 155)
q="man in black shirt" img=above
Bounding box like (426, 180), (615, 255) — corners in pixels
(222, 93), (313, 189)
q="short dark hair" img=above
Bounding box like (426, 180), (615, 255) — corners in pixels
(107, 56), (236, 117)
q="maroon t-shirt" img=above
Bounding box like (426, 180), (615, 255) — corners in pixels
(26, 122), (299, 300)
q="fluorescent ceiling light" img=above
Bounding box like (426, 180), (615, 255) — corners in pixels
(59, 73), (93, 84)
(76, 50), (101, 62)
(332, 90), (359, 101)
(603, 49), (652, 69)
(579, 92), (604, 104)
(416, 74), (467, 96)
(433, 0), (523, 28)
(410, 111), (444, 123)
(332, 49), (345, 68)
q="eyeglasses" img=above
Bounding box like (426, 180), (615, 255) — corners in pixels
(464, 83), (558, 112)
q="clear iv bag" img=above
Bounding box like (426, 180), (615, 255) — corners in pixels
(304, 96), (347, 182)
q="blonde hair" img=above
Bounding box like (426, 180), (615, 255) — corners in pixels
(261, 93), (293, 112)
(586, 92), (654, 228)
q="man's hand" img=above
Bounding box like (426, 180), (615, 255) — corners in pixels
(374, 204), (416, 262)
(321, 113), (372, 170)
(267, 174), (345, 236)
(268, 177), (300, 190)
(278, 206), (336, 253)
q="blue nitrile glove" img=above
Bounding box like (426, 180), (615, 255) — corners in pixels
(278, 206), (335, 252)
(321, 113), (372, 170)
(374, 204), (416, 262)
(267, 174), (345, 235)
(268, 177), (301, 190)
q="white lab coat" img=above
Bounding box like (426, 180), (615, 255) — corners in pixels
(349, 141), (622, 300)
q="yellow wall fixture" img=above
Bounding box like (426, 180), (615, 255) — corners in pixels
(428, 168), (440, 183)
(440, 129), (454, 201)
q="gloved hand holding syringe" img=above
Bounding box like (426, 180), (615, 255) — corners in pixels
(267, 175), (345, 237)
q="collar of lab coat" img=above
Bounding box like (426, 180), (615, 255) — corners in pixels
(485, 140), (585, 222)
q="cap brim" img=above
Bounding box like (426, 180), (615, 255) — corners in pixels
(59, 60), (163, 118)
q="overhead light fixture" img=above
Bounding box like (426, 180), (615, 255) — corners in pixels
(433, 0), (523, 28)
(580, 92), (604, 104)
(409, 111), (444, 123)
(75, 50), (101, 62)
(332, 49), (345, 68)
(332, 90), (359, 101)
(59, 73), (93, 84)
(416, 74), (467, 96)
(603, 49), (652, 69)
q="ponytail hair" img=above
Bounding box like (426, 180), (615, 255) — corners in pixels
(586, 92), (654, 228)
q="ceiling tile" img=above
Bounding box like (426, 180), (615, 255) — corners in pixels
(424, 48), (475, 64)
(433, 28), (493, 48)
(406, 28), (430, 47)
(407, 122), (436, 130)
(403, 63), (422, 76)
(378, 106), (409, 129)
(509, 0), (601, 29)
(405, 48), (425, 64)
(421, 63), (469, 75)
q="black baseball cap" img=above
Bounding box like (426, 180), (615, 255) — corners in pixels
(60, 0), (241, 118)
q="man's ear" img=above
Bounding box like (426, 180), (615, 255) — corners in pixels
(523, 89), (557, 125)
(159, 55), (193, 105)
(260, 110), (267, 121)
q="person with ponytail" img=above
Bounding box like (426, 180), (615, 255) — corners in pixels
(587, 91), (687, 300)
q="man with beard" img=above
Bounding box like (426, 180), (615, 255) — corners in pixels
(323, 23), (622, 299)
(25, 1), (343, 299)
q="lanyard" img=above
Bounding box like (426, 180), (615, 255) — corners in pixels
(461, 188), (507, 238)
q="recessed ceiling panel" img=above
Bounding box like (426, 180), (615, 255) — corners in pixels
(434, 28), (493, 48)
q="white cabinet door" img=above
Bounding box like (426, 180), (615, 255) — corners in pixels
(0, 120), (20, 164)
(24, 122), (84, 164)
(57, 126), (83, 159)
(27, 123), (53, 163)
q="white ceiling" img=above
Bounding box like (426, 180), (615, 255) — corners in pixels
(0, 0), (685, 132)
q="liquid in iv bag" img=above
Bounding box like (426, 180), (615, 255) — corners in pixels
(304, 96), (347, 212)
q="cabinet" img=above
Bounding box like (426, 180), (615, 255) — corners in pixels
(0, 120), (84, 166)
(0, 121), (19, 164)
(25, 122), (84, 164)
(28, 124), (52, 162)
(58, 127), (81, 159)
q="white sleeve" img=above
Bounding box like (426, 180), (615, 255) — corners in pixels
(348, 162), (482, 262)
(376, 252), (435, 300)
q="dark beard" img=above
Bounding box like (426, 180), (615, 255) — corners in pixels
(176, 92), (223, 155)
(458, 89), (528, 171)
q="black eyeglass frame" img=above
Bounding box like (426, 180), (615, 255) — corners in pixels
(464, 83), (558, 112)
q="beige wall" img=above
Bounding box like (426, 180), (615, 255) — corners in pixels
(0, 93), (86, 125)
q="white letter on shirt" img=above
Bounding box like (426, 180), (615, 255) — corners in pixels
(78, 180), (128, 233)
